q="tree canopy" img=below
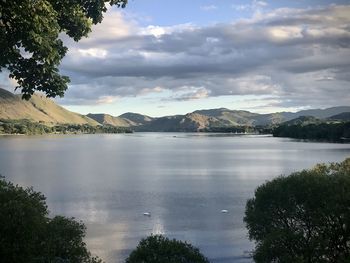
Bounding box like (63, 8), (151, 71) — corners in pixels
(244, 158), (350, 263)
(125, 235), (210, 263)
(0, 0), (127, 99)
(0, 176), (102, 263)
(273, 121), (350, 142)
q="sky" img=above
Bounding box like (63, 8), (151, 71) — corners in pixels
(4, 0), (350, 117)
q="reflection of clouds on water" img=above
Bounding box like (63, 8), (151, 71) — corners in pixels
(75, 200), (109, 223)
(49, 198), (109, 224)
(1, 135), (350, 263)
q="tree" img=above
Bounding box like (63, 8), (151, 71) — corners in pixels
(0, 176), (102, 263)
(272, 121), (350, 142)
(244, 158), (350, 263)
(0, 0), (127, 99)
(125, 235), (210, 263)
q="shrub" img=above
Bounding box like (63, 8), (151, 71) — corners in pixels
(0, 176), (102, 263)
(125, 235), (210, 263)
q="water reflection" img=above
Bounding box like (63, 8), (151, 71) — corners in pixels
(0, 134), (349, 263)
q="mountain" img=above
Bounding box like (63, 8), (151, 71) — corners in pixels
(87, 112), (154, 127)
(254, 107), (350, 126)
(295, 107), (350, 119)
(328, 112), (350, 121)
(135, 113), (222, 132)
(87, 107), (350, 132)
(193, 108), (258, 126)
(1, 88), (348, 131)
(87, 113), (132, 127)
(130, 107), (350, 132)
(192, 107), (350, 127)
(0, 88), (98, 125)
(282, 116), (321, 126)
(119, 112), (154, 126)
(192, 108), (295, 126)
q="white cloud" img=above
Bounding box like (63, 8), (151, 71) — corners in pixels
(138, 23), (196, 37)
(58, 4), (350, 109)
(140, 25), (167, 38)
(96, 96), (119, 104)
(232, 0), (268, 12)
(200, 5), (218, 11)
(78, 48), (108, 58)
(139, 86), (164, 95)
(169, 87), (210, 101)
(268, 26), (303, 41)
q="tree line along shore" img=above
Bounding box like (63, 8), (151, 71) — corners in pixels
(1, 118), (349, 143)
(0, 119), (132, 135)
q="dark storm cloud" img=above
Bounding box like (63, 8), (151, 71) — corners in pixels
(59, 5), (350, 107)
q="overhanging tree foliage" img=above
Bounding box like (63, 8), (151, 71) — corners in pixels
(244, 158), (350, 263)
(0, 0), (127, 99)
(0, 176), (102, 263)
(125, 235), (210, 263)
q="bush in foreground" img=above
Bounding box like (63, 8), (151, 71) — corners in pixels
(0, 176), (102, 263)
(244, 158), (350, 263)
(125, 235), (210, 263)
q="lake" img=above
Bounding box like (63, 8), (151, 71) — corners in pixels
(0, 133), (349, 262)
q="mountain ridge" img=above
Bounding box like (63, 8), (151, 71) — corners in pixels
(0, 88), (98, 125)
(86, 113), (133, 127)
(1, 88), (349, 131)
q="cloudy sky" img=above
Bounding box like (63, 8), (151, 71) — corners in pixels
(7, 0), (350, 116)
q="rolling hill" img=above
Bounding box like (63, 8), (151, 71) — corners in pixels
(86, 113), (133, 127)
(0, 88), (98, 125)
(134, 113), (222, 132)
(119, 112), (154, 126)
(132, 107), (350, 132)
(1, 87), (349, 132)
(296, 107), (350, 119)
(328, 112), (350, 121)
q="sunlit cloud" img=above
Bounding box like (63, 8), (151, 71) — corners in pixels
(56, 4), (350, 110)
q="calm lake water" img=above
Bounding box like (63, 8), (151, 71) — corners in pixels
(1, 133), (350, 262)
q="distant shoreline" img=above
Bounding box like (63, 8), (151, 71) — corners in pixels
(1, 132), (349, 144)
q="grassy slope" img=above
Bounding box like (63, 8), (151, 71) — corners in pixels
(0, 89), (98, 125)
(87, 113), (133, 127)
(118, 112), (154, 126)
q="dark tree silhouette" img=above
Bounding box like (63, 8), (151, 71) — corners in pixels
(0, 0), (127, 99)
(244, 158), (350, 263)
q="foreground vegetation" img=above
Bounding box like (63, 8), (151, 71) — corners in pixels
(126, 235), (209, 263)
(1, 158), (349, 262)
(0, 176), (208, 263)
(0, 176), (103, 263)
(245, 158), (350, 262)
(1, 0), (127, 99)
(0, 119), (132, 135)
